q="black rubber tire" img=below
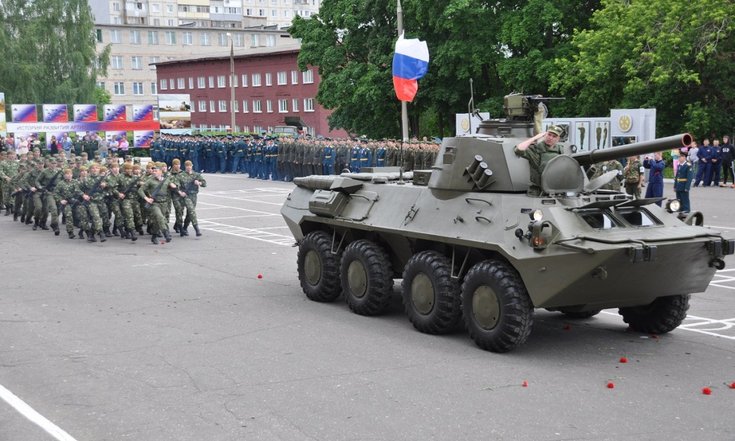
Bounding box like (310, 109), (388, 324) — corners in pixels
(297, 230), (342, 302)
(401, 251), (462, 334)
(461, 260), (533, 353)
(618, 294), (690, 334)
(559, 309), (602, 319)
(340, 239), (394, 316)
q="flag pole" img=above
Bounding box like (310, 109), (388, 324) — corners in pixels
(397, 0), (408, 183)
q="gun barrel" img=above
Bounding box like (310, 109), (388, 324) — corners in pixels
(572, 134), (692, 167)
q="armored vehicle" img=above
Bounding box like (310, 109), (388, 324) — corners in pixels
(280, 94), (734, 352)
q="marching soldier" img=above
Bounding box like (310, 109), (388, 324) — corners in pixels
(176, 160), (206, 237)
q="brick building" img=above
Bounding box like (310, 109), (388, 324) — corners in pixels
(154, 44), (348, 138)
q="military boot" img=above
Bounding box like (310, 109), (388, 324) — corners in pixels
(68, 231), (76, 239)
(120, 228), (128, 240)
(103, 226), (112, 237)
(173, 222), (181, 233)
(194, 224), (202, 237)
(32, 220), (38, 231)
(181, 220), (190, 237)
(99, 231), (107, 243)
(112, 225), (119, 236)
(78, 229), (85, 239)
(150, 233), (159, 244)
(87, 232), (97, 242)
(163, 230), (172, 243)
(4, 206), (10, 216)
(129, 228), (138, 242)
(40, 221), (49, 231)
(13, 211), (19, 221)
(53, 225), (60, 236)
(136, 226), (145, 236)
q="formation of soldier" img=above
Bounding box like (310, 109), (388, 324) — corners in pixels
(0, 149), (206, 245)
(151, 134), (441, 181)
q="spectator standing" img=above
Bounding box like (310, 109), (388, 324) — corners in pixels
(708, 138), (722, 186)
(674, 151), (694, 213)
(643, 152), (665, 206)
(623, 155), (644, 198)
(687, 141), (699, 177)
(98, 135), (109, 159)
(720, 135), (734, 187)
(693, 139), (711, 187)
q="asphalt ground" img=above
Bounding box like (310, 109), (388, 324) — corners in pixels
(1, 174), (734, 441)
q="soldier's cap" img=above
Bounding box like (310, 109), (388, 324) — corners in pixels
(184, 160), (193, 166)
(547, 125), (563, 137)
(172, 158), (181, 165)
(124, 155), (132, 161)
(123, 163), (133, 170)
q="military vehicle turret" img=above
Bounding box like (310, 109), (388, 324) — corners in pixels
(280, 94), (734, 352)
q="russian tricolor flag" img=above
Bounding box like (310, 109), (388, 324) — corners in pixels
(392, 33), (429, 102)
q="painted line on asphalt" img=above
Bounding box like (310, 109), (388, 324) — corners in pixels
(197, 220), (294, 246)
(200, 193), (283, 206)
(0, 384), (78, 441)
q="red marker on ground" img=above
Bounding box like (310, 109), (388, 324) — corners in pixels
(607, 382), (615, 389)
(521, 380), (528, 387)
(619, 356), (628, 363)
(257, 273), (263, 279)
(702, 387), (712, 395)
(729, 382), (735, 389)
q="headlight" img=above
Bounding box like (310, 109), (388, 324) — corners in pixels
(531, 209), (544, 221)
(666, 200), (681, 213)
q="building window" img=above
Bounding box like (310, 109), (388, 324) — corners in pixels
(168, 78), (174, 90)
(132, 82), (144, 95)
(218, 33), (228, 46)
(304, 98), (315, 112)
(266, 35), (276, 47)
(265, 73), (272, 86)
(130, 30), (141, 44)
(241, 73), (248, 87)
(250, 34), (259, 47)
(177, 78), (185, 89)
(291, 70), (299, 85)
(253, 100), (262, 113)
(198, 100), (207, 112)
(110, 29), (121, 43)
(218, 100), (227, 112)
(209, 100), (215, 112)
(149, 56), (159, 68)
(232, 101), (239, 112)
(131, 56), (142, 70)
(252, 73), (261, 87)
(266, 100), (273, 112)
(113, 1), (120, 11)
(253, 125), (263, 134)
(96, 29), (103, 43)
(165, 31), (176, 45)
(114, 82), (125, 95)
(148, 30), (159, 45)
(111, 55), (123, 69)
(229, 74), (238, 88)
(302, 69), (314, 84)
(277, 71), (287, 85)
(217, 75), (226, 88)
(278, 99), (288, 113)
(183, 32), (193, 45)
(200, 32), (210, 46)
(234, 34), (243, 47)
(291, 98), (299, 112)
(197, 77), (205, 88)
(151, 82), (157, 95)
(188, 77), (194, 89)
(160, 79), (167, 90)
(242, 100), (249, 113)
(208, 76), (215, 88)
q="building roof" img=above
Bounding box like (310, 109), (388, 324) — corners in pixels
(152, 41), (302, 67)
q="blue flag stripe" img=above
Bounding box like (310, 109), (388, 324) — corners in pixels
(392, 53), (429, 80)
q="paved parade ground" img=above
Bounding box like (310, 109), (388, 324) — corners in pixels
(1, 175), (734, 441)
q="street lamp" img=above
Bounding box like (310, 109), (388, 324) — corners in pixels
(227, 32), (236, 133)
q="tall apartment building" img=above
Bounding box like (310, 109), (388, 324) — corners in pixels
(91, 1), (320, 109)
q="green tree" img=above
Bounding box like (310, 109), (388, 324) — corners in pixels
(551, 0), (735, 136)
(0, 0), (109, 107)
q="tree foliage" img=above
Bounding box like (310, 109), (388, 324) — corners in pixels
(291, 0), (599, 138)
(0, 0), (109, 108)
(551, 0), (735, 137)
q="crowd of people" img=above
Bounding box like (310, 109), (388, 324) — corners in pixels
(150, 134), (441, 180)
(0, 148), (206, 244)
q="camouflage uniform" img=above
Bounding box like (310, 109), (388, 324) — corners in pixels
(177, 161), (206, 236)
(55, 170), (80, 238)
(138, 166), (176, 243)
(623, 158), (644, 198)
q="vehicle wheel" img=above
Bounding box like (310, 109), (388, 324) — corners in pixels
(297, 231), (342, 302)
(401, 251), (462, 334)
(618, 294), (690, 334)
(341, 239), (393, 315)
(461, 260), (533, 353)
(559, 309), (602, 319)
